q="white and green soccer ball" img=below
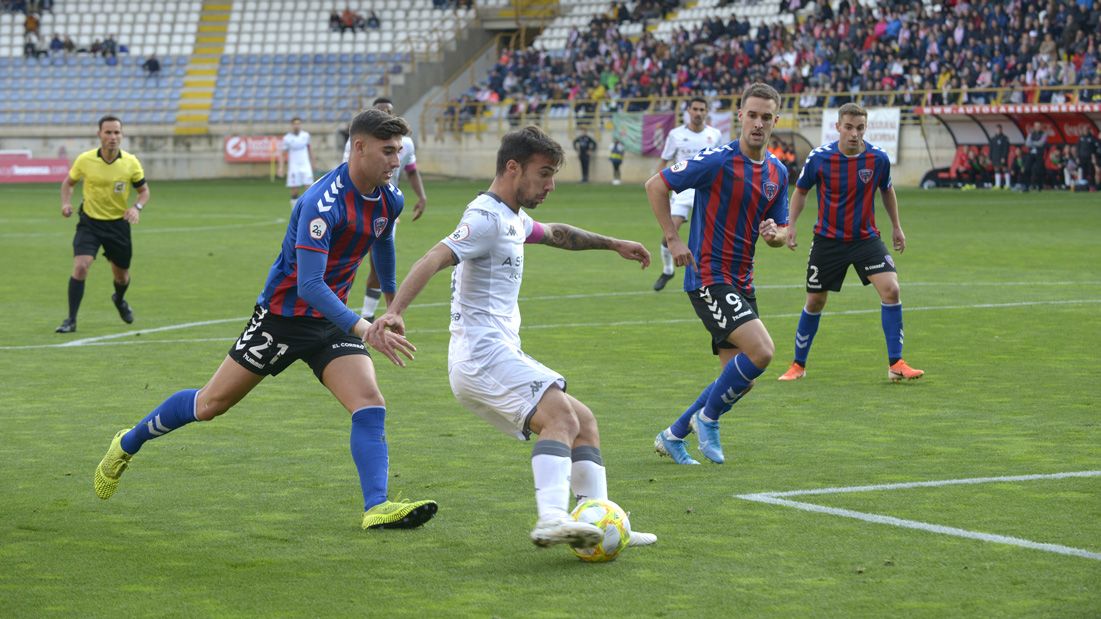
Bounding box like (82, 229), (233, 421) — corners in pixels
(569, 498), (631, 562)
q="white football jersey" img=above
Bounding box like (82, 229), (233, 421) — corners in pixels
(281, 131), (312, 168)
(661, 125), (723, 164)
(343, 135), (416, 185)
(441, 193), (534, 365)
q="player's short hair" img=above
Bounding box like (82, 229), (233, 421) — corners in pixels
(741, 82), (781, 108)
(496, 125), (564, 174)
(688, 96), (708, 108)
(98, 114), (121, 130)
(290, 116), (302, 123)
(349, 108), (410, 141)
(372, 97), (393, 107)
(837, 102), (868, 120)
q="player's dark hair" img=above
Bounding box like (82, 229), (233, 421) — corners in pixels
(688, 97), (708, 108)
(98, 114), (121, 130)
(372, 97), (393, 107)
(496, 125), (564, 175)
(741, 82), (781, 108)
(349, 108), (410, 141)
(837, 102), (867, 119)
(290, 116), (302, 123)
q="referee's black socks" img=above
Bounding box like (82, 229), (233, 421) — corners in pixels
(68, 277), (85, 319)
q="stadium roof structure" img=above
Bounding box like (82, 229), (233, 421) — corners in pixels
(914, 103), (1101, 146)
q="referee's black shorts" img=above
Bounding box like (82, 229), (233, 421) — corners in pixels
(73, 208), (132, 269)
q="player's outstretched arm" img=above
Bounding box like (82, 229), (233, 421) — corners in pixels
(538, 222), (651, 268)
(366, 242), (457, 360)
(880, 186), (906, 252)
(407, 169), (428, 221)
(645, 173), (696, 271)
(760, 218), (788, 248)
(786, 187), (810, 250)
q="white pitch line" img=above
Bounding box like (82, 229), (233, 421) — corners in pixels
(3, 298), (1100, 351)
(736, 471), (1101, 562)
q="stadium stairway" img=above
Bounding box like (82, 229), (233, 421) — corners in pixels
(175, 1), (232, 135)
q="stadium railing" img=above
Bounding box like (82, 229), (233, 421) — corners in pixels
(423, 84), (1101, 141)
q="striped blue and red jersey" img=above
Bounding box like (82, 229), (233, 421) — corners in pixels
(795, 140), (892, 241)
(257, 163), (402, 322)
(660, 139), (789, 294)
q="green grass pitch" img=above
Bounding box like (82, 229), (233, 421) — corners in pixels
(1, 178), (1098, 617)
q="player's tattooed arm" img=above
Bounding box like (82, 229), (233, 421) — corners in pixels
(538, 222), (615, 251)
(538, 222), (651, 267)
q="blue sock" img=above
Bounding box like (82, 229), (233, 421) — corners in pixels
(703, 354), (765, 420)
(669, 382), (714, 439)
(882, 302), (903, 364)
(793, 308), (822, 367)
(350, 406), (388, 511)
(120, 389), (199, 454)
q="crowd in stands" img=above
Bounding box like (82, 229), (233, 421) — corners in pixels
(329, 7), (381, 33)
(455, 0), (1101, 117)
(432, 0), (472, 9)
(2, 0), (54, 14)
(24, 30), (122, 61)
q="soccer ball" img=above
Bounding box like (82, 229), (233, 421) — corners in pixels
(569, 498), (631, 562)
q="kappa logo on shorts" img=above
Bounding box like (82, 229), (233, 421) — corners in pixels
(763, 181), (778, 201)
(373, 217), (389, 237)
(858, 169), (874, 184)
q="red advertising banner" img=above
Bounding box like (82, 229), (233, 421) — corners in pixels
(223, 135), (281, 163)
(0, 154), (70, 183)
(914, 103), (1101, 115)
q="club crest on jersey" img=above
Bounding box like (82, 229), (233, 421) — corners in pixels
(373, 217), (389, 238)
(670, 161), (688, 173)
(858, 169), (874, 184)
(763, 181), (779, 201)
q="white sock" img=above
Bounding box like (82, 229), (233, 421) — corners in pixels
(1004, 173), (1011, 188)
(570, 447), (607, 504)
(532, 441), (572, 522)
(995, 173), (1001, 188)
(660, 244), (674, 275)
(362, 288), (381, 317)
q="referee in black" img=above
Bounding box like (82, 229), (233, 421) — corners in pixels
(57, 115), (151, 333)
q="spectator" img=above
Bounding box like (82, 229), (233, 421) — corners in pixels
(1077, 129), (1098, 191)
(572, 128), (597, 183)
(1023, 121), (1048, 191)
(142, 53), (161, 77)
(608, 137), (625, 185)
(340, 6), (358, 33)
(1061, 145), (1080, 190)
(48, 32), (62, 54)
(328, 9), (341, 31)
(89, 38), (102, 56)
(24, 11), (39, 36)
(62, 34), (75, 54)
(102, 33), (118, 58)
(366, 9), (380, 29)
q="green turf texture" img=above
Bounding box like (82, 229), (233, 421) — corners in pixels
(1, 179), (1098, 617)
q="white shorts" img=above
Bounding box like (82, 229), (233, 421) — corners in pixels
(449, 349), (565, 441)
(670, 189), (695, 219)
(286, 166), (314, 188)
